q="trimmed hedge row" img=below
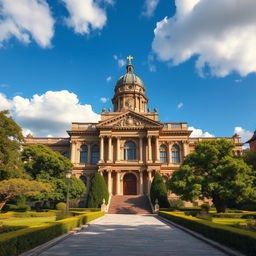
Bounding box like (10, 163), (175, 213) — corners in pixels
(0, 211), (57, 219)
(159, 211), (256, 256)
(69, 208), (100, 212)
(0, 211), (104, 256)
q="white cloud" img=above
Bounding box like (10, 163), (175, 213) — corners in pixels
(142, 0), (159, 17)
(189, 126), (215, 138)
(148, 54), (156, 72)
(61, 0), (109, 35)
(106, 76), (112, 82)
(113, 55), (126, 68)
(100, 97), (108, 103)
(234, 127), (253, 143)
(0, 91), (100, 137)
(235, 79), (242, 83)
(152, 0), (256, 77)
(0, 0), (54, 48)
(177, 102), (183, 109)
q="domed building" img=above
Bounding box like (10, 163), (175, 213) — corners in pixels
(25, 57), (243, 208)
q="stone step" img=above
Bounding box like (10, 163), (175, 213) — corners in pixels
(108, 195), (152, 214)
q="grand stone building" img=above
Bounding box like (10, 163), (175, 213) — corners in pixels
(25, 58), (243, 203)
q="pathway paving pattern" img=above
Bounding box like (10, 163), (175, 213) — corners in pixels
(40, 214), (226, 256)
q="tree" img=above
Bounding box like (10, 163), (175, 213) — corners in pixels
(87, 173), (109, 208)
(150, 172), (169, 208)
(168, 139), (255, 213)
(22, 144), (73, 179)
(244, 149), (256, 171)
(0, 110), (27, 180)
(0, 178), (51, 210)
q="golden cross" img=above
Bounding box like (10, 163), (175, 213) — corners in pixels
(127, 55), (133, 64)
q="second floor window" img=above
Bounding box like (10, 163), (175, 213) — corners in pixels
(160, 145), (167, 163)
(91, 144), (99, 164)
(124, 141), (136, 160)
(80, 145), (88, 163)
(172, 145), (180, 163)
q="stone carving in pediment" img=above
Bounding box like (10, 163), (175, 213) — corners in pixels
(116, 115), (142, 127)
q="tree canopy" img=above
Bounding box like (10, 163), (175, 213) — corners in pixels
(244, 149), (256, 172)
(0, 110), (27, 180)
(0, 178), (51, 210)
(168, 139), (255, 212)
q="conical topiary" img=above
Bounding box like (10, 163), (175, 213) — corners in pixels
(87, 173), (109, 208)
(150, 172), (169, 208)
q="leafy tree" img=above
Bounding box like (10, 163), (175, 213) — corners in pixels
(150, 172), (169, 208)
(0, 178), (51, 210)
(0, 110), (27, 180)
(22, 144), (73, 179)
(168, 139), (255, 213)
(87, 173), (109, 208)
(244, 149), (256, 171)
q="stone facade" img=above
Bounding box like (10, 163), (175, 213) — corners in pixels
(24, 60), (243, 205)
(246, 130), (256, 150)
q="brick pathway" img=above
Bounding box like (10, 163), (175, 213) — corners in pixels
(40, 214), (226, 256)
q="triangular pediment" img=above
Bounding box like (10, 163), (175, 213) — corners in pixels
(97, 111), (162, 129)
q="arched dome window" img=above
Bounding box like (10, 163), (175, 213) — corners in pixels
(124, 141), (136, 160)
(172, 145), (180, 163)
(160, 145), (167, 163)
(91, 144), (99, 164)
(80, 145), (88, 163)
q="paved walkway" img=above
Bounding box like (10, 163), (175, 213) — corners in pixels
(40, 214), (226, 256)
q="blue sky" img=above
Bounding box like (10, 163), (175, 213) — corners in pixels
(0, 0), (255, 143)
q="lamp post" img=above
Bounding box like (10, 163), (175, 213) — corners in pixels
(65, 170), (72, 213)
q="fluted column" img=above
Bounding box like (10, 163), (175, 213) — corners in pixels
(155, 136), (160, 163)
(100, 136), (104, 162)
(88, 143), (91, 164)
(139, 137), (143, 163)
(116, 136), (120, 162)
(139, 170), (143, 195)
(147, 170), (152, 195)
(116, 171), (121, 195)
(168, 142), (172, 164)
(107, 136), (112, 163)
(107, 170), (112, 195)
(147, 136), (152, 163)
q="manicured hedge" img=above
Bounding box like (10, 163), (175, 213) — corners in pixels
(0, 211), (104, 256)
(159, 211), (256, 256)
(69, 208), (100, 212)
(0, 211), (57, 219)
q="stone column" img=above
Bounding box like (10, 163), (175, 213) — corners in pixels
(139, 170), (143, 195)
(100, 136), (104, 162)
(155, 136), (160, 163)
(107, 170), (112, 195)
(147, 170), (152, 195)
(139, 137), (143, 163)
(183, 141), (189, 159)
(147, 136), (152, 163)
(88, 143), (91, 164)
(71, 141), (76, 164)
(116, 136), (120, 162)
(107, 136), (112, 163)
(116, 171), (121, 195)
(168, 142), (172, 164)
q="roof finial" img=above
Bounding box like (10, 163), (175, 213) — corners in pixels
(127, 55), (133, 64)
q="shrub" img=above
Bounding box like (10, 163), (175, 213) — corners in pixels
(168, 199), (184, 209)
(150, 172), (169, 208)
(0, 211), (56, 219)
(2, 204), (18, 211)
(0, 211), (104, 256)
(87, 173), (109, 208)
(159, 211), (256, 255)
(200, 203), (210, 213)
(56, 202), (66, 211)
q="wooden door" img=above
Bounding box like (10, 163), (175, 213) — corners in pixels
(123, 173), (137, 195)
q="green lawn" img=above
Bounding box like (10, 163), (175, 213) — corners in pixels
(1, 216), (56, 228)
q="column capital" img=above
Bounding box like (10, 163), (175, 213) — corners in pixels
(107, 169), (112, 173)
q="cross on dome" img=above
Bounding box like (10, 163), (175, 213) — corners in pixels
(127, 55), (133, 64)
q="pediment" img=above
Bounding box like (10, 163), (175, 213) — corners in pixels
(97, 111), (162, 129)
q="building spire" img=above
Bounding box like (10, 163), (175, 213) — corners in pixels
(126, 55), (134, 73)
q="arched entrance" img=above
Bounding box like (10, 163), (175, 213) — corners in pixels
(123, 173), (137, 195)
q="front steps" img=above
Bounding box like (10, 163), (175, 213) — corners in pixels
(108, 195), (152, 214)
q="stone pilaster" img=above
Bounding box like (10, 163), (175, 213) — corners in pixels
(155, 136), (160, 163)
(139, 137), (143, 163)
(100, 136), (104, 163)
(139, 170), (143, 195)
(107, 170), (112, 195)
(147, 136), (152, 163)
(107, 136), (112, 163)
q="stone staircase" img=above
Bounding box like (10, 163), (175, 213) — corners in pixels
(108, 195), (152, 214)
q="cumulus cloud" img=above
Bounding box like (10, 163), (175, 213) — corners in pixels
(113, 55), (126, 68)
(152, 0), (256, 77)
(0, 91), (100, 137)
(0, 0), (54, 48)
(61, 0), (110, 35)
(100, 97), (108, 103)
(189, 126), (215, 138)
(177, 102), (183, 109)
(234, 127), (253, 143)
(106, 76), (112, 82)
(142, 0), (159, 17)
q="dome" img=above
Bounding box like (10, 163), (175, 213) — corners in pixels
(115, 64), (145, 88)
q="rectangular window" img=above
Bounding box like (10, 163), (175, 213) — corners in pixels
(160, 151), (167, 163)
(171, 124), (182, 128)
(91, 152), (99, 164)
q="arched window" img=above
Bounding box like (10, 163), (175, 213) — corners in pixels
(91, 144), (99, 164)
(172, 145), (180, 163)
(124, 141), (136, 160)
(160, 145), (167, 163)
(62, 152), (70, 158)
(80, 145), (88, 163)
